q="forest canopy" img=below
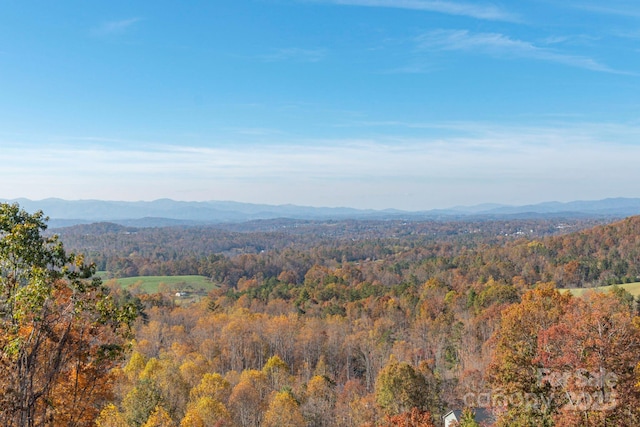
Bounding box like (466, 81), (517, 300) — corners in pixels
(5, 204), (640, 426)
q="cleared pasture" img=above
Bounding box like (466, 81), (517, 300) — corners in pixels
(101, 274), (216, 294)
(565, 282), (640, 298)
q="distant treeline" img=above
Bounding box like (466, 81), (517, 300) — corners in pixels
(55, 217), (637, 289)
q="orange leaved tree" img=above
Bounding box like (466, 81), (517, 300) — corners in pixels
(0, 203), (140, 426)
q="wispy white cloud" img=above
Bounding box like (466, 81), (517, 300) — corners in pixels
(259, 48), (327, 63)
(2, 122), (640, 209)
(310, 0), (517, 21)
(416, 29), (624, 73)
(91, 18), (142, 37)
(540, 34), (599, 47)
(564, 1), (640, 18)
(611, 29), (640, 41)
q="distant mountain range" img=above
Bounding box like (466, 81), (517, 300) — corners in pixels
(2, 197), (640, 228)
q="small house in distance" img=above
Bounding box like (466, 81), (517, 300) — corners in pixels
(442, 408), (495, 426)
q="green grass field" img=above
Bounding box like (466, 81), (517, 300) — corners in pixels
(101, 275), (217, 294)
(565, 282), (640, 298)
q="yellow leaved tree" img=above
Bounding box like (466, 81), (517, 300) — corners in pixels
(0, 203), (140, 427)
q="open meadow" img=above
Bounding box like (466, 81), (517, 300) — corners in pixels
(565, 281), (640, 298)
(99, 274), (217, 294)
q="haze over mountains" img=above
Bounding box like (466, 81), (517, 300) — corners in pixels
(2, 197), (640, 228)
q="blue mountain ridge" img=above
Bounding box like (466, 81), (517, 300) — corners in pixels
(1, 197), (639, 227)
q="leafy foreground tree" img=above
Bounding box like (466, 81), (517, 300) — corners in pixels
(0, 203), (140, 427)
(375, 358), (438, 417)
(262, 390), (305, 427)
(379, 408), (436, 427)
(488, 283), (640, 426)
(457, 408), (481, 427)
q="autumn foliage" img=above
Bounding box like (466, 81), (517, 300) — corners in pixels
(0, 203), (139, 426)
(93, 216), (640, 426)
(379, 408), (435, 427)
(488, 286), (640, 426)
(5, 204), (640, 426)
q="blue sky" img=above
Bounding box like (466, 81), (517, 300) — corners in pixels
(2, 0), (640, 210)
